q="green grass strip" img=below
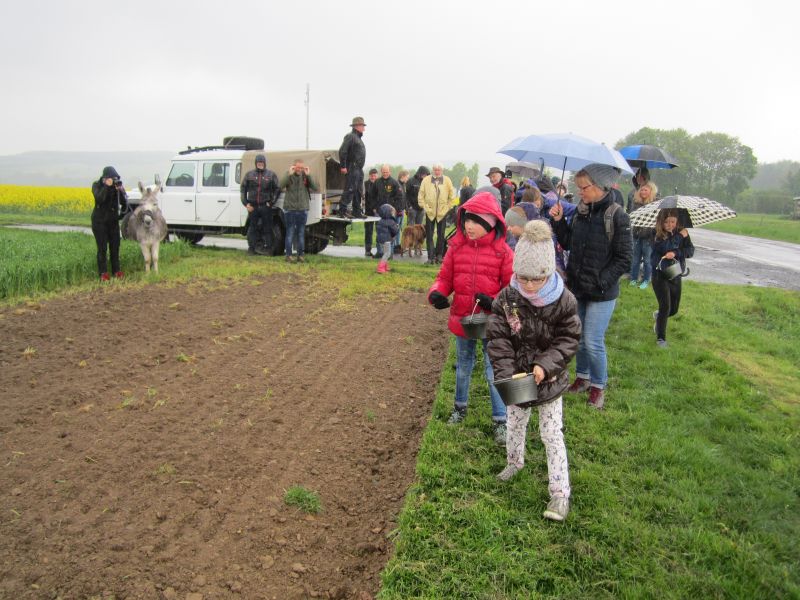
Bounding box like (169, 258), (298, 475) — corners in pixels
(380, 282), (799, 599)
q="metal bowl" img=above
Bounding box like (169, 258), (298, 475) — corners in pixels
(658, 258), (683, 280)
(494, 373), (538, 406)
(460, 312), (488, 339)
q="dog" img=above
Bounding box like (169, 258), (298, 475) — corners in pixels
(400, 224), (425, 257)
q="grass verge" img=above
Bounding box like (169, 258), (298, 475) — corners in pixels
(704, 213), (800, 244)
(379, 281), (799, 599)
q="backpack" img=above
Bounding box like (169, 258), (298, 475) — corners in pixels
(604, 201), (622, 242)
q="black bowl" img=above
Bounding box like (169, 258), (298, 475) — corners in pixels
(460, 312), (488, 339)
(494, 374), (538, 406)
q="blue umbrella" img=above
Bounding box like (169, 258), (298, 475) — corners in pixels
(619, 144), (679, 170)
(498, 133), (635, 177)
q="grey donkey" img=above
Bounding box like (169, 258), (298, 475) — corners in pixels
(123, 176), (168, 272)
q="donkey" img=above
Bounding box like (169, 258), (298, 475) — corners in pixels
(123, 176), (168, 272)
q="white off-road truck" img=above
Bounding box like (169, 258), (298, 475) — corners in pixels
(126, 138), (371, 254)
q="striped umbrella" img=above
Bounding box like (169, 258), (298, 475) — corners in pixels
(629, 195), (737, 229)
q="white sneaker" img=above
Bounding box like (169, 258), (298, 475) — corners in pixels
(543, 497), (570, 522)
(496, 464), (521, 482)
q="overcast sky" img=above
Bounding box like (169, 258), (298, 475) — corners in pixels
(1, 0), (797, 166)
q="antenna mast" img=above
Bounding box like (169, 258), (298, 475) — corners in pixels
(305, 83), (310, 150)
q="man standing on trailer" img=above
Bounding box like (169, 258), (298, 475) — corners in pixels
(338, 116), (367, 218)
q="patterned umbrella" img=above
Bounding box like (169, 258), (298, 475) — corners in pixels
(629, 195), (737, 228)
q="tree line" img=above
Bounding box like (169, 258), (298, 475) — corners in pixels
(616, 127), (799, 214)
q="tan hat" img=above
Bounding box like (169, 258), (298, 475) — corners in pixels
(350, 116), (367, 127)
(513, 220), (556, 279)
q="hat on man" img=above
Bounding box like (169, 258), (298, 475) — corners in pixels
(582, 163), (621, 191)
(513, 220), (556, 279)
(350, 116), (367, 127)
(102, 166), (120, 179)
(485, 167), (505, 178)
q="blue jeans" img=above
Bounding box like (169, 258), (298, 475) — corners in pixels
(631, 237), (653, 281)
(454, 336), (506, 423)
(284, 210), (308, 257)
(575, 298), (617, 389)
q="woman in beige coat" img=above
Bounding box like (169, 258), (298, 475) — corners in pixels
(418, 163), (457, 264)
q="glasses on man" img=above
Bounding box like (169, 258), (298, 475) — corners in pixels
(517, 275), (547, 283)
(577, 183), (594, 192)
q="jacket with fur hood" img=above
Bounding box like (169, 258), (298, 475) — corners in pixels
(428, 192), (514, 337)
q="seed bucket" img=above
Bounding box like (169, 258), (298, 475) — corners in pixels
(494, 373), (538, 406)
(460, 312), (488, 339)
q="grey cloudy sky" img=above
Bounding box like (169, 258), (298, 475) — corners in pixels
(1, 0), (797, 166)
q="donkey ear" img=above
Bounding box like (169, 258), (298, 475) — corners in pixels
(138, 181), (145, 193)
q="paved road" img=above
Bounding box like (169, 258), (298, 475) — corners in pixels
(8, 224), (800, 291)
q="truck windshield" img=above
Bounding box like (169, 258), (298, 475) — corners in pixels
(166, 163), (195, 187)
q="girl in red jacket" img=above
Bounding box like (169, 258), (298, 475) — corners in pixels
(428, 192), (514, 446)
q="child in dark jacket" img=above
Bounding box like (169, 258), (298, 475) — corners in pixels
(428, 192), (514, 446)
(376, 204), (399, 274)
(486, 219), (582, 522)
(650, 208), (694, 347)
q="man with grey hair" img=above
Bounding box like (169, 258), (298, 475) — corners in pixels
(418, 163), (456, 264)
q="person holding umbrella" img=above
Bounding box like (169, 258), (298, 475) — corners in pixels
(549, 164), (632, 410)
(650, 209), (694, 348)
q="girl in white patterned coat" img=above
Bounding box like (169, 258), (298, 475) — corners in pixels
(486, 220), (582, 522)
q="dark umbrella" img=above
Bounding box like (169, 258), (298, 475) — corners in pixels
(629, 195), (736, 229)
(619, 144), (679, 170)
(504, 161), (541, 179)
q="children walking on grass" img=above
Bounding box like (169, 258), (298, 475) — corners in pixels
(376, 203), (399, 274)
(486, 220), (582, 522)
(650, 208), (694, 348)
(428, 192), (514, 446)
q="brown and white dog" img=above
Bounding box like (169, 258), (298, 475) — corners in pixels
(400, 224), (425, 257)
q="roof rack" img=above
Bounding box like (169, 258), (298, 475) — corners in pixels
(178, 145), (246, 155)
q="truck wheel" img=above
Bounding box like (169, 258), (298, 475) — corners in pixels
(176, 232), (204, 244)
(271, 220), (285, 256)
(223, 136), (265, 151)
(304, 222), (329, 254)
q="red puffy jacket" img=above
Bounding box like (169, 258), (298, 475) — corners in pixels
(428, 192), (514, 337)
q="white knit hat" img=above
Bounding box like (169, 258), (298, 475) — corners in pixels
(513, 220), (555, 279)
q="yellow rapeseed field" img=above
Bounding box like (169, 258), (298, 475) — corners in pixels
(0, 184), (94, 215)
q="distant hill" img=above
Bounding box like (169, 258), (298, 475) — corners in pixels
(0, 151), (174, 187)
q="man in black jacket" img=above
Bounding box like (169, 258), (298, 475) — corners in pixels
(91, 166), (128, 280)
(406, 165), (430, 225)
(363, 169), (380, 257)
(338, 116), (367, 218)
(241, 154), (280, 255)
(487, 167), (514, 214)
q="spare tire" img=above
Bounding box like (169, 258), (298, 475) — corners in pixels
(223, 136), (264, 151)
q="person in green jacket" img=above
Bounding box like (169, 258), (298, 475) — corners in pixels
(279, 159), (319, 263)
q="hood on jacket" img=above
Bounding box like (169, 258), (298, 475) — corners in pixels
(455, 192), (506, 242)
(414, 165), (431, 178)
(378, 203), (395, 219)
(255, 154), (267, 170)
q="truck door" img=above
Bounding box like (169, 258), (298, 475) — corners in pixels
(162, 162), (197, 223)
(196, 161), (236, 224)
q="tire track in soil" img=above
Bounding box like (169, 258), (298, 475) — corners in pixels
(0, 273), (450, 599)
